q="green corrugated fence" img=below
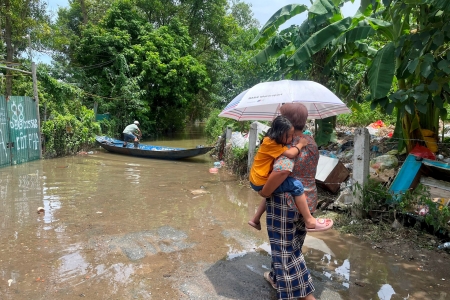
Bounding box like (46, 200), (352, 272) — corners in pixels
(0, 95), (41, 168)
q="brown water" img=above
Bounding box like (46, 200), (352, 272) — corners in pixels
(0, 137), (448, 299)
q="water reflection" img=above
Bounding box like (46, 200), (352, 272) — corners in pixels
(124, 163), (141, 184)
(57, 250), (89, 282)
(377, 283), (396, 300)
(334, 259), (350, 288)
(95, 263), (135, 289)
(42, 186), (61, 226)
(226, 246), (248, 260)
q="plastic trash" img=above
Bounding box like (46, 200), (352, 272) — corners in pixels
(370, 120), (386, 128)
(418, 206), (429, 216)
(213, 162), (222, 168)
(319, 150), (337, 158)
(437, 242), (450, 250)
(209, 168), (219, 174)
(370, 154), (398, 171)
(410, 144), (436, 160)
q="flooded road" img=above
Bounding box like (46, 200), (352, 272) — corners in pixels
(0, 137), (448, 299)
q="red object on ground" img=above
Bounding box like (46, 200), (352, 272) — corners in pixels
(370, 120), (385, 128)
(410, 144), (436, 160)
(387, 132), (393, 138)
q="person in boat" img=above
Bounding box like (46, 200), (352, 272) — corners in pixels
(122, 121), (141, 148)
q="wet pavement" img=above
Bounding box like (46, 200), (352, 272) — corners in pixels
(0, 138), (449, 300)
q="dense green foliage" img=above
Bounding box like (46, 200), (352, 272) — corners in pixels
(42, 107), (100, 157)
(337, 101), (397, 127)
(1, 0), (269, 156)
(250, 0), (450, 153)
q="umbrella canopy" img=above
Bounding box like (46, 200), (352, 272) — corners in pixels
(219, 80), (351, 120)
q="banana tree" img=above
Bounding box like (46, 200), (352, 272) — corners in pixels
(364, 0), (450, 152)
(251, 0), (450, 152)
(250, 0), (374, 145)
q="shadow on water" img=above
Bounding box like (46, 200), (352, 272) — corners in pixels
(0, 128), (448, 299)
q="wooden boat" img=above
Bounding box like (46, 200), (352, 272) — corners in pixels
(95, 136), (213, 160)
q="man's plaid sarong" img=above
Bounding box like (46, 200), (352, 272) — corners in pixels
(266, 192), (315, 299)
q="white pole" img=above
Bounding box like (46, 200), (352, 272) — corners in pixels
(352, 127), (370, 206)
(31, 62), (42, 159)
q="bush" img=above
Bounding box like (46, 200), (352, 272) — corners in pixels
(338, 101), (396, 127)
(224, 143), (252, 179)
(98, 118), (121, 138)
(353, 180), (450, 233)
(204, 108), (254, 143)
(42, 106), (100, 157)
(204, 109), (232, 143)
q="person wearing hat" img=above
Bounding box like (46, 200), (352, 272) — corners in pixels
(122, 121), (141, 148)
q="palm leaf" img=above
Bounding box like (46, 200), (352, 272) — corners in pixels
(286, 17), (352, 67)
(250, 4), (308, 47)
(315, 117), (336, 147)
(431, 0), (450, 11)
(368, 42), (396, 100)
(309, 0), (340, 15)
(334, 20), (375, 45)
(252, 39), (295, 65)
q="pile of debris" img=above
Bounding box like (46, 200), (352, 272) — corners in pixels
(316, 122), (450, 241)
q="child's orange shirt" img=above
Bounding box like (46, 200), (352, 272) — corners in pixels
(249, 137), (288, 186)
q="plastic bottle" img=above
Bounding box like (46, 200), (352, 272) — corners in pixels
(437, 242), (450, 249)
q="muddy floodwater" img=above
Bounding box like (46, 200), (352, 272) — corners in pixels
(0, 135), (448, 300)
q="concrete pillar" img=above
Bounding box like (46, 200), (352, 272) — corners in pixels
(247, 122), (258, 171)
(225, 126), (232, 157)
(225, 126), (232, 143)
(352, 127), (370, 205)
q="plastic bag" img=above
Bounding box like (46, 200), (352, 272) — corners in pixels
(370, 154), (398, 171)
(370, 120), (385, 128)
(410, 144), (436, 160)
(229, 122), (270, 149)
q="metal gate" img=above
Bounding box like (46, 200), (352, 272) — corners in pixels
(0, 95), (41, 168)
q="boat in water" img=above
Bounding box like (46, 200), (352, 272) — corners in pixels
(95, 136), (213, 160)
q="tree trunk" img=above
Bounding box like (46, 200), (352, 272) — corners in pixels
(80, 0), (88, 25)
(5, 0), (13, 97)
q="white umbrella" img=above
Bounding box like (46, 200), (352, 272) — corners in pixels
(219, 80), (351, 120)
